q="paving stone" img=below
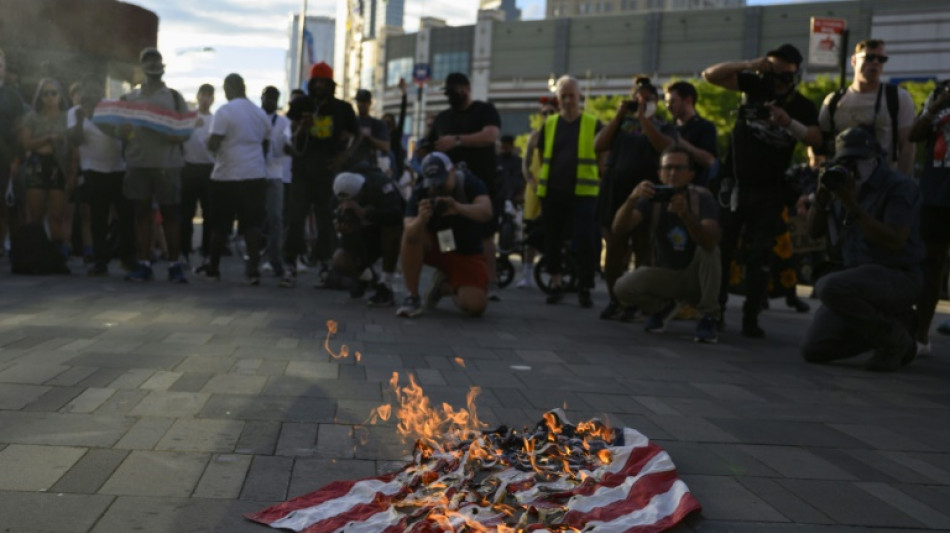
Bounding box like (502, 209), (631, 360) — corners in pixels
(100, 450), (209, 497)
(737, 477), (835, 523)
(130, 390), (211, 417)
(156, 418), (244, 453)
(682, 474), (788, 522)
(0, 444), (87, 490)
(284, 360), (340, 379)
(45, 365), (100, 386)
(288, 458), (377, 499)
(61, 387), (116, 413)
(0, 491), (114, 533)
(0, 382), (50, 409)
(0, 411), (133, 447)
(711, 419), (868, 448)
(90, 495), (268, 533)
(115, 417), (176, 450)
(274, 422), (319, 457)
(194, 453), (254, 499)
(22, 385), (83, 412)
(0, 361), (69, 384)
(50, 448), (128, 494)
(240, 455), (293, 501)
(107, 368), (156, 389)
(235, 420), (280, 455)
(74, 367), (127, 388)
(201, 374), (268, 395)
(67, 351), (182, 370)
(777, 479), (926, 528)
(856, 481), (950, 529)
(739, 446), (855, 480)
(647, 414), (739, 443)
(200, 394), (337, 423)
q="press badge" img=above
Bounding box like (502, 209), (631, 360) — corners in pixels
(437, 229), (457, 253)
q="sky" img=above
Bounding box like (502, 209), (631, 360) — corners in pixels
(125, 0), (808, 108)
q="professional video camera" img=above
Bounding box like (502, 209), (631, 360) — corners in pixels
(818, 163), (852, 191)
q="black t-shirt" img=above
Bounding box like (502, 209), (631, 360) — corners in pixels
(287, 96), (359, 178)
(0, 85), (26, 162)
(919, 81), (950, 207)
(676, 114), (718, 186)
(425, 101), (501, 187)
(496, 152), (524, 202)
(636, 189), (719, 270)
(604, 116), (675, 191)
(537, 116), (604, 194)
(357, 169), (405, 226)
(405, 169), (488, 255)
(352, 115), (389, 169)
(726, 72), (818, 190)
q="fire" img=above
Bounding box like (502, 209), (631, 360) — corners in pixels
(454, 357), (466, 368)
(323, 320), (362, 361)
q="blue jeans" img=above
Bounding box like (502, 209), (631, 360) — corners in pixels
(265, 179), (284, 270)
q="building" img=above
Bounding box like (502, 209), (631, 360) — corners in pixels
(287, 15), (335, 95)
(547, 0), (745, 18)
(0, 0), (157, 98)
(367, 0), (947, 139)
(481, 0), (522, 21)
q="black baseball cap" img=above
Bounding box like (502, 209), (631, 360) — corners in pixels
(355, 89), (372, 102)
(421, 152), (454, 188)
(766, 44), (803, 67)
(443, 72), (470, 89)
(834, 127), (882, 161)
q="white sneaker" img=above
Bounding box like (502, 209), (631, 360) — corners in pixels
(917, 341), (932, 357)
(261, 261), (274, 273)
(296, 260), (309, 273)
(515, 276), (532, 289)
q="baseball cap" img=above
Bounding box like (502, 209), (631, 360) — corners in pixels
(443, 72), (470, 90)
(766, 44), (803, 67)
(333, 172), (366, 199)
(309, 61), (334, 80)
(355, 89), (372, 102)
(421, 152), (454, 188)
(834, 127), (882, 161)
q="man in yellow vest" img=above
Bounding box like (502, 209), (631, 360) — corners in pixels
(535, 76), (603, 307)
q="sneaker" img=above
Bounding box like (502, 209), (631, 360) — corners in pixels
(125, 263), (154, 282)
(246, 275), (260, 286)
(578, 288), (593, 308)
(741, 317), (765, 338)
(917, 341), (932, 358)
(425, 270), (448, 309)
(349, 278), (369, 298)
(786, 294), (811, 313)
(201, 268), (221, 282)
(694, 315), (720, 343)
(278, 270), (297, 288)
(168, 263), (188, 284)
(546, 286), (563, 305)
(368, 283), (395, 307)
(645, 301), (679, 333)
(396, 295), (423, 317)
(600, 300), (623, 320)
(87, 263), (108, 277)
(261, 261), (274, 273)
(515, 276), (532, 289)
(295, 259), (309, 273)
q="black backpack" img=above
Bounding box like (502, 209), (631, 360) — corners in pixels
(825, 83), (900, 162)
(10, 224), (68, 275)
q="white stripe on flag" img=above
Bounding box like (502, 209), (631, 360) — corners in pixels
(567, 452), (676, 513)
(329, 507), (403, 533)
(271, 478), (405, 531)
(580, 480), (693, 533)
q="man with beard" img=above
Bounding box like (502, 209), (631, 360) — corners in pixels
(425, 73), (501, 297)
(703, 44), (822, 337)
(281, 61), (359, 288)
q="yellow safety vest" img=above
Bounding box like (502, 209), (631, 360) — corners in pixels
(538, 113), (599, 198)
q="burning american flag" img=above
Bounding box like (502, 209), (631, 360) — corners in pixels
(247, 369), (700, 533)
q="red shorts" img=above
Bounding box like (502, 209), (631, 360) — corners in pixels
(424, 248), (489, 292)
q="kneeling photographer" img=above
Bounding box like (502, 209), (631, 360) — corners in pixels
(330, 169), (405, 306)
(396, 152), (493, 318)
(801, 127), (924, 372)
(611, 147), (722, 343)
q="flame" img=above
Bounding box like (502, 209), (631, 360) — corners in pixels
(597, 449), (612, 465)
(454, 357), (466, 368)
(323, 320), (363, 361)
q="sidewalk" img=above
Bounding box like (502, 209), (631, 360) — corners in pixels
(0, 256), (948, 533)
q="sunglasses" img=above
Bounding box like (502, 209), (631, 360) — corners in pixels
(858, 53), (889, 64)
(42, 90), (59, 97)
(660, 164), (690, 172)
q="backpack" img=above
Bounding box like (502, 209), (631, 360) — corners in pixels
(825, 83), (900, 162)
(10, 224), (68, 275)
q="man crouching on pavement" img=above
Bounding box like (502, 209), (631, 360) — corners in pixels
(396, 152), (493, 318)
(612, 146), (722, 343)
(801, 127), (924, 371)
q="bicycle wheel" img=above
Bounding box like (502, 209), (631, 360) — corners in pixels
(496, 254), (515, 288)
(534, 255), (577, 295)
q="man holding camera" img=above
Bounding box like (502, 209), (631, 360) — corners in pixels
(396, 152), (493, 318)
(329, 169), (404, 306)
(612, 147), (722, 343)
(703, 44), (822, 337)
(802, 128), (923, 372)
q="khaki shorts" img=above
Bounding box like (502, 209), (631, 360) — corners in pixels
(124, 167), (181, 205)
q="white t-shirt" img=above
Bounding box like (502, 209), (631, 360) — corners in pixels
(819, 84), (916, 164)
(184, 110), (215, 165)
(67, 104), (125, 173)
(209, 98), (271, 181)
(266, 113), (291, 181)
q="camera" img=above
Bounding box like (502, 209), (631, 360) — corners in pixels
(652, 185), (676, 203)
(818, 164), (852, 191)
(738, 103), (771, 122)
(335, 207), (361, 228)
(432, 198), (450, 218)
(625, 100), (639, 113)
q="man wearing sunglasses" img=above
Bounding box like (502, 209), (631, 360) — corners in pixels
(703, 44), (822, 338)
(819, 39), (916, 176)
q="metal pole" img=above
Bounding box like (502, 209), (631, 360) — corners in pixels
(415, 84), (424, 140)
(296, 0), (309, 91)
(838, 29), (849, 90)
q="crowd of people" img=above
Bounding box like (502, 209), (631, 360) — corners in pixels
(1, 40), (948, 373)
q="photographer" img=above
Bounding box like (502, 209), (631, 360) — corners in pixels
(612, 146), (722, 343)
(801, 128), (924, 372)
(703, 44), (821, 337)
(396, 152), (493, 318)
(330, 169), (405, 306)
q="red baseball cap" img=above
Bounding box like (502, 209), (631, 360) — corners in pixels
(309, 61), (334, 80)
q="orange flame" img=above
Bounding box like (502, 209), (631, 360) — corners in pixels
(454, 357), (466, 368)
(324, 320), (363, 361)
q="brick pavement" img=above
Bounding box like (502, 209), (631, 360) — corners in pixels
(0, 256), (948, 533)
